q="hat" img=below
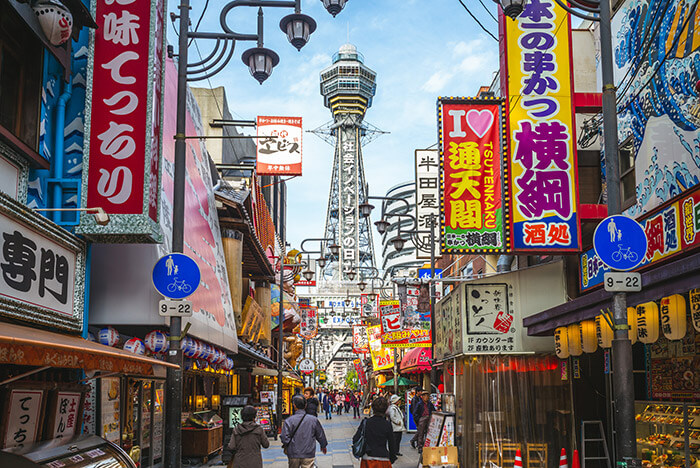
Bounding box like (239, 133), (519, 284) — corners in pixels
(390, 394), (401, 404)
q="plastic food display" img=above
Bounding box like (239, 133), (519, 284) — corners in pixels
(635, 402), (699, 468)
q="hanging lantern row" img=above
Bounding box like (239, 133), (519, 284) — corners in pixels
(554, 292), (693, 359)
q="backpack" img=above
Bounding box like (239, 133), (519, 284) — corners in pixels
(352, 418), (368, 459)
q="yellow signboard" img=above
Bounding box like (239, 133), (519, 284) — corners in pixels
(367, 325), (394, 371)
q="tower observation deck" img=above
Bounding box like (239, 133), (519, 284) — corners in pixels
(319, 44), (377, 281)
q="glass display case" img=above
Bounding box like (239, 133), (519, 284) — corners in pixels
(0, 434), (136, 468)
(635, 401), (700, 468)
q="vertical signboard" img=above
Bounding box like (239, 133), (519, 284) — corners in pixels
(338, 126), (360, 279)
(256, 116), (303, 176)
(353, 324), (369, 353)
(353, 358), (368, 386)
(438, 97), (508, 253)
(299, 305), (318, 339)
(415, 149), (441, 258)
(80, 0), (164, 241)
(2, 388), (44, 449)
(501, 1), (580, 252)
(367, 325), (394, 371)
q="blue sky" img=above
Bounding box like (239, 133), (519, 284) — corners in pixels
(170, 0), (501, 251)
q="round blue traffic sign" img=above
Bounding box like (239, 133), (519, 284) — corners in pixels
(593, 215), (647, 271)
(152, 253), (201, 299)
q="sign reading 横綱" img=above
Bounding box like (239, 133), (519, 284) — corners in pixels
(501, 1), (580, 252)
(256, 116), (302, 176)
(79, 0), (165, 242)
(438, 97), (507, 253)
(415, 149), (441, 258)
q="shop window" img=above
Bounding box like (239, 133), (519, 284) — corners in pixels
(619, 137), (636, 209)
(0, 3), (42, 151)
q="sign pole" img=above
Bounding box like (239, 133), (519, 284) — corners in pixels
(276, 180), (286, 433)
(429, 214), (437, 389)
(600, 0), (636, 458)
(165, 1), (189, 467)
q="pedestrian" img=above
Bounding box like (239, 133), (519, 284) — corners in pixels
(387, 395), (405, 456)
(344, 391), (351, 413)
(281, 396), (328, 468)
(412, 391), (435, 452)
(227, 405), (269, 468)
(352, 396), (398, 467)
(303, 387), (320, 417)
(335, 392), (343, 415)
(408, 387), (422, 449)
(351, 391), (360, 419)
(322, 391), (332, 420)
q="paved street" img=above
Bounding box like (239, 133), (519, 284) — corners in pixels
(205, 411), (421, 468)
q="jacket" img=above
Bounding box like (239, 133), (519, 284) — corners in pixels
(412, 399), (435, 422)
(322, 394), (331, 411)
(388, 404), (405, 432)
(227, 421), (269, 468)
(305, 397), (320, 417)
(353, 415), (397, 463)
(280, 410), (328, 459)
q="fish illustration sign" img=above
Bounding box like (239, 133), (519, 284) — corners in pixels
(152, 253), (201, 299)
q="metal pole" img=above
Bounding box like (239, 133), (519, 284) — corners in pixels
(165, 2), (189, 467)
(393, 348), (399, 395)
(599, 0), (636, 459)
(429, 215), (437, 388)
(276, 179), (286, 432)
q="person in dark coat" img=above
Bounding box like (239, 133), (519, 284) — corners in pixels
(412, 391), (436, 452)
(408, 386), (423, 448)
(322, 391), (332, 420)
(353, 396), (397, 468)
(303, 387), (320, 417)
(227, 405), (269, 468)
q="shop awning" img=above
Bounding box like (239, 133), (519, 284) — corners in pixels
(379, 377), (419, 387)
(0, 322), (178, 376)
(524, 251), (700, 336)
(400, 347), (432, 374)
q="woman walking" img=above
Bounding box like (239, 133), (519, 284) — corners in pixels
(335, 391), (344, 415)
(351, 391), (361, 419)
(352, 397), (398, 467)
(387, 395), (405, 456)
(227, 405), (269, 468)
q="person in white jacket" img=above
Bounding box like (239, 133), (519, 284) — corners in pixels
(387, 394), (405, 456)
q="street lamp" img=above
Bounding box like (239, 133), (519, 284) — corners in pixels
(321, 0), (348, 17)
(357, 280), (367, 291)
(390, 236), (405, 252)
(494, 0), (528, 19)
(495, 0), (636, 461)
(374, 219), (390, 235)
(346, 269), (356, 281)
(302, 268), (315, 282)
(241, 46), (280, 84)
(316, 255), (328, 269)
(279, 13), (317, 50)
(359, 201), (374, 218)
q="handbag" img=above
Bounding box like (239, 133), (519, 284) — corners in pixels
(282, 413), (307, 456)
(352, 418), (367, 459)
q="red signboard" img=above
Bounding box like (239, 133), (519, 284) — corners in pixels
(256, 116), (302, 176)
(439, 98), (508, 253)
(353, 358), (367, 386)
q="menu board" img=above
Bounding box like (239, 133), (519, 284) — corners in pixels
(2, 388), (44, 449)
(423, 412), (446, 448)
(255, 405), (273, 432)
(100, 377), (121, 443)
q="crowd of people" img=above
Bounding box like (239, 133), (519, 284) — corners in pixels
(226, 385), (435, 468)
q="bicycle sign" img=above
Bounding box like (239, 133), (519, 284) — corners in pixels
(152, 253), (200, 299)
(593, 215), (647, 271)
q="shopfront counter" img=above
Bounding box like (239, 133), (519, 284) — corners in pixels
(635, 401), (700, 468)
(181, 426), (223, 458)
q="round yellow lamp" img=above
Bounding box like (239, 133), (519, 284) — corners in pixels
(554, 326), (570, 359)
(580, 320), (598, 353)
(596, 315), (614, 348)
(636, 302), (660, 344)
(567, 323), (583, 356)
(660, 294), (686, 340)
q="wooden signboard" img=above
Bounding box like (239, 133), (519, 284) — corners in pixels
(0, 382), (49, 449)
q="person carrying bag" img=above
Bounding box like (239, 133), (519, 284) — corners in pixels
(227, 405), (269, 468)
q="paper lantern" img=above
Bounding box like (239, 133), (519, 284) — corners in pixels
(596, 315), (613, 348)
(87, 332), (96, 342)
(567, 323), (583, 356)
(98, 327), (119, 347)
(145, 330), (169, 354)
(32, 1), (73, 46)
(123, 338), (145, 355)
(199, 343), (210, 361)
(660, 294), (686, 340)
(636, 302), (659, 344)
(627, 307), (637, 345)
(196, 359), (209, 370)
(580, 320), (598, 354)
(223, 357), (234, 370)
(554, 327), (569, 359)
(182, 337), (197, 358)
(191, 340), (203, 359)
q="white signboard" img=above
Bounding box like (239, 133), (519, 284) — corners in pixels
(52, 391), (82, 439)
(415, 149), (440, 259)
(603, 272), (642, 292)
(298, 358), (315, 375)
(158, 299), (193, 316)
(256, 116), (303, 176)
(3, 389), (43, 449)
(339, 126), (359, 279)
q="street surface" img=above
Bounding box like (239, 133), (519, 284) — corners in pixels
(202, 411), (421, 468)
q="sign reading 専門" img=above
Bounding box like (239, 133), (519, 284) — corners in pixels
(256, 116), (302, 176)
(79, 0), (165, 242)
(501, 1), (580, 252)
(439, 97), (507, 253)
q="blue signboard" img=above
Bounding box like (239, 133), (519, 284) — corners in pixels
(152, 253), (201, 299)
(418, 268), (443, 280)
(593, 215), (647, 271)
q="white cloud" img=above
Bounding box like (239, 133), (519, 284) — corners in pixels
(422, 71), (455, 93)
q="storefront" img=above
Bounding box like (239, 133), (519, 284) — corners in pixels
(435, 261), (574, 468)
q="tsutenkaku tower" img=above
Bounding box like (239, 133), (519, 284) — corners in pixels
(320, 44), (377, 281)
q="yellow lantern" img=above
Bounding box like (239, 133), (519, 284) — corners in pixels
(636, 302), (660, 344)
(567, 323), (583, 356)
(660, 294), (686, 340)
(580, 320), (598, 353)
(596, 314), (614, 348)
(627, 307), (638, 345)
(554, 326), (570, 359)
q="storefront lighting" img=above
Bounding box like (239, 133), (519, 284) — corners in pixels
(359, 202), (374, 218)
(321, 0), (348, 17)
(495, 0), (529, 19)
(241, 47), (280, 84)
(279, 13), (317, 51)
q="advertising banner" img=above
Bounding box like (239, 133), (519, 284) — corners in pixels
(360, 293), (379, 318)
(353, 358), (368, 386)
(256, 116), (302, 176)
(367, 325), (394, 371)
(438, 97), (507, 253)
(415, 149), (441, 258)
(352, 324), (369, 353)
(299, 304), (318, 339)
(580, 185), (700, 291)
(501, 1), (580, 252)
(79, 0), (164, 241)
(382, 284), (432, 348)
(380, 300), (402, 336)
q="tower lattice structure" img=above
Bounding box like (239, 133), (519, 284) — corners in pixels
(319, 44), (377, 282)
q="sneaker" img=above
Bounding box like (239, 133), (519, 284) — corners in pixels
(410, 440), (417, 449)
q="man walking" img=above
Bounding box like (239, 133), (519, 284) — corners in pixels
(409, 386), (423, 449)
(412, 391), (435, 452)
(322, 391), (332, 420)
(281, 396), (328, 468)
